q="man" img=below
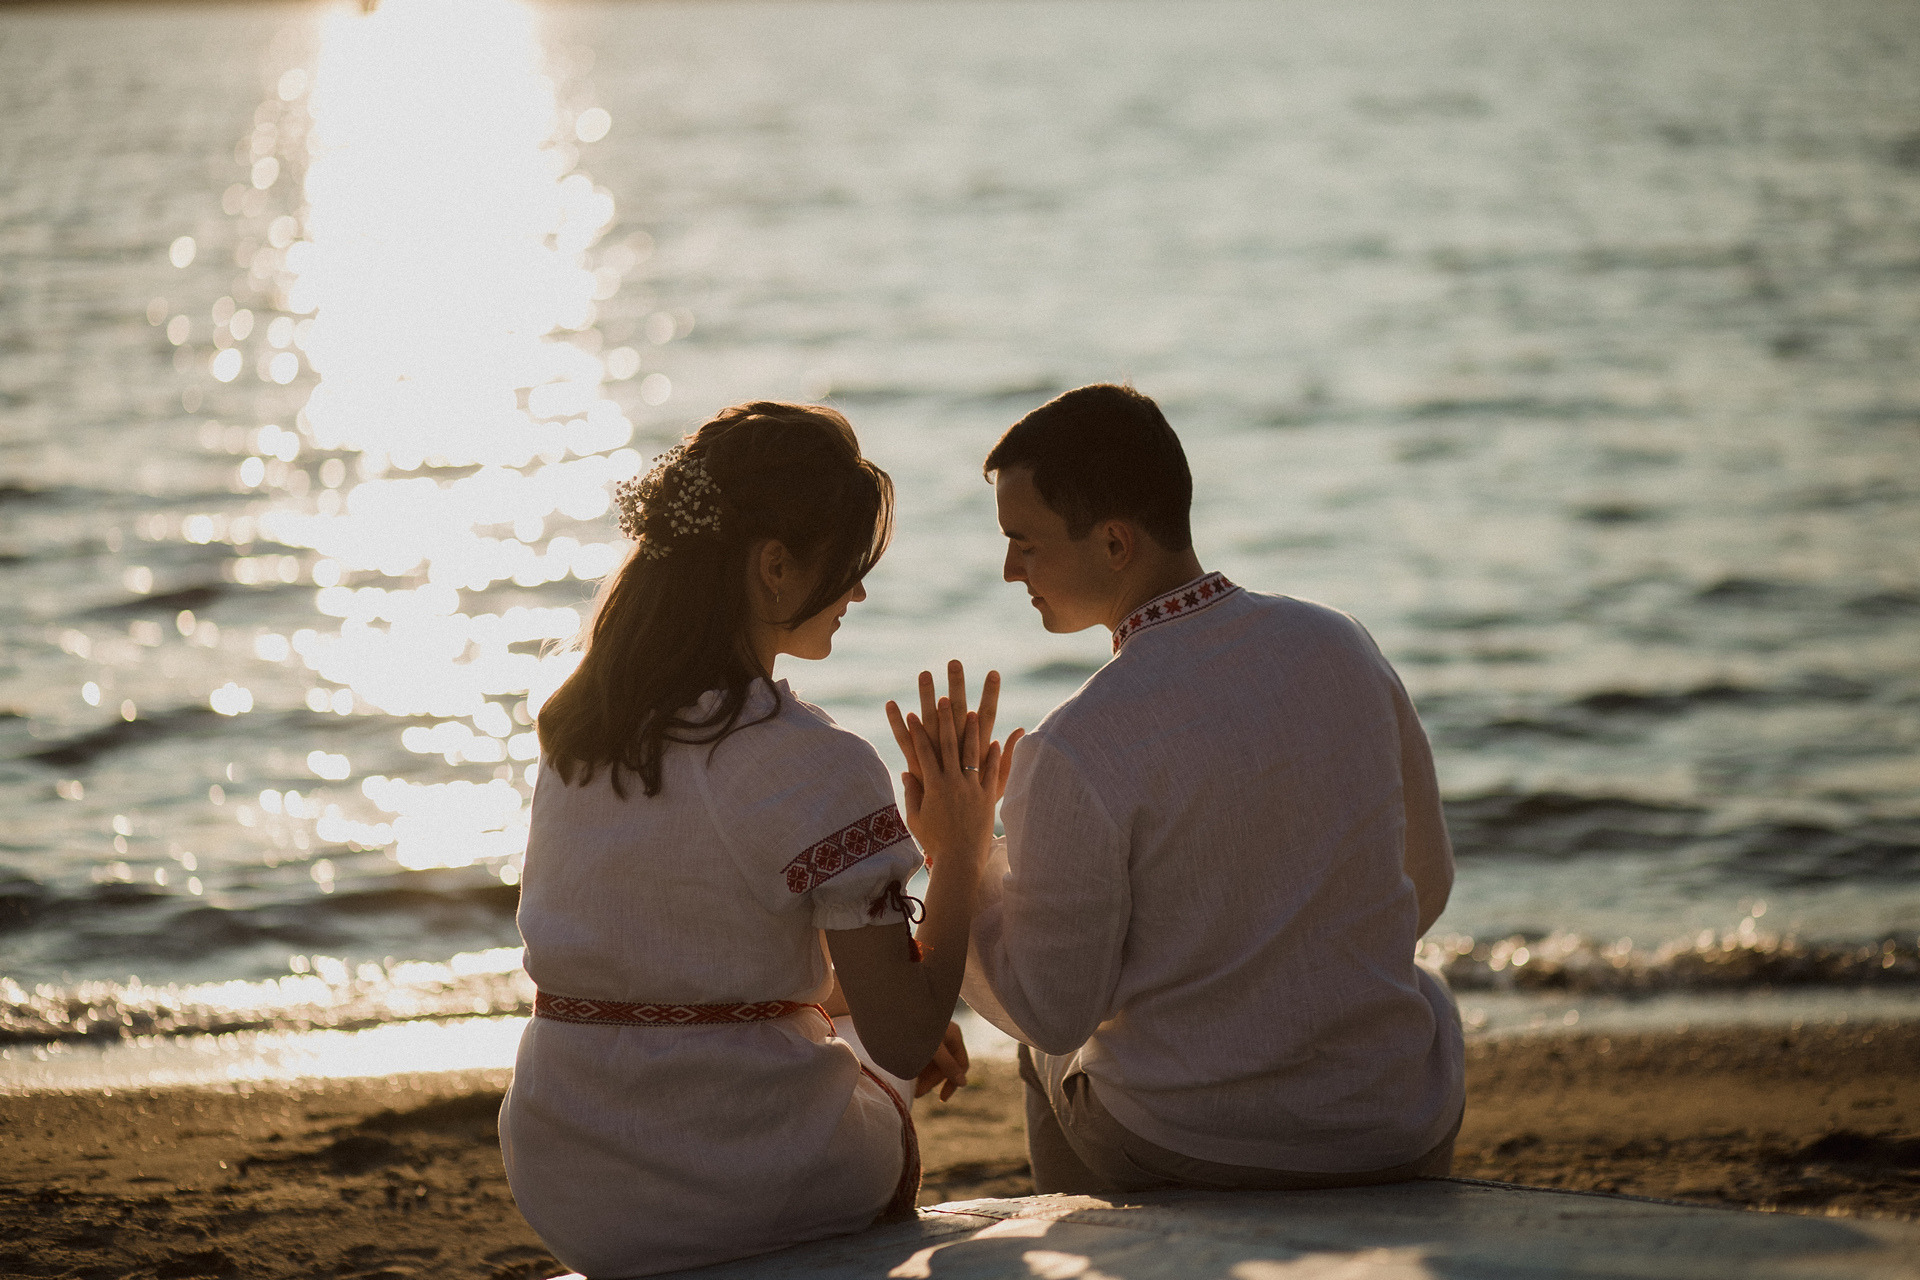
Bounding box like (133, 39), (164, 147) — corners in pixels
(960, 383), (1463, 1192)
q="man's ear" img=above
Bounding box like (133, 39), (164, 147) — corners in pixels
(1099, 519), (1136, 573)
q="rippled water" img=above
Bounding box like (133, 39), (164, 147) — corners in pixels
(2, 0), (1918, 1049)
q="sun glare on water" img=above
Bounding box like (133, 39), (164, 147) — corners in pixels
(243, 0), (638, 877)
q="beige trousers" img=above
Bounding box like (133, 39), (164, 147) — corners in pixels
(1017, 1045), (1460, 1195)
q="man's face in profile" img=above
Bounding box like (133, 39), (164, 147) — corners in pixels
(994, 466), (1112, 634)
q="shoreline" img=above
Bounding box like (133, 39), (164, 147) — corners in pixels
(7, 985), (1918, 1095)
(2, 1023), (1916, 1278)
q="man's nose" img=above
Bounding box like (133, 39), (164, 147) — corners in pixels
(1002, 545), (1024, 583)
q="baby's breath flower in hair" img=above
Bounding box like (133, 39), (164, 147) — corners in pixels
(614, 443), (726, 560)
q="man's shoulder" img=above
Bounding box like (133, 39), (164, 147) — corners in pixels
(1020, 670), (1136, 773)
(1242, 589), (1378, 648)
(1026, 688), (1096, 748)
(1054, 590), (1385, 723)
(1126, 584), (1378, 664)
(1051, 577), (1382, 679)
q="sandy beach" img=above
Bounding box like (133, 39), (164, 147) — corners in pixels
(2, 1021), (1916, 1278)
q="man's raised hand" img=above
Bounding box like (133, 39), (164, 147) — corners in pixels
(887, 663), (1024, 817)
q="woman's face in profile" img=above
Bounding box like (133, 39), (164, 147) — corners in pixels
(781, 577), (868, 662)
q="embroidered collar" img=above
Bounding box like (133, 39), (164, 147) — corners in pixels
(1111, 571), (1240, 653)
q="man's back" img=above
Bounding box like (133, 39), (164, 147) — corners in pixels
(964, 573), (1464, 1173)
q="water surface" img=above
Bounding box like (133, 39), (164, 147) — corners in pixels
(2, 0), (1917, 1051)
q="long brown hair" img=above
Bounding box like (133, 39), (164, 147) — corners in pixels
(537, 402), (893, 797)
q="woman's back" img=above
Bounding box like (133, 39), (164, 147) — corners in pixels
(503, 684), (924, 1278)
(499, 402), (1002, 1277)
(520, 681), (914, 1004)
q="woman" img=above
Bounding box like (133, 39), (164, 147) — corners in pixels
(500, 401), (1010, 1278)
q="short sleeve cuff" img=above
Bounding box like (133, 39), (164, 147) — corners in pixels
(813, 886), (909, 932)
(801, 804), (924, 930)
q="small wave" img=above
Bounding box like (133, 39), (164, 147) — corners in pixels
(2, 872), (522, 965)
(18, 703), (388, 770)
(0, 876), (219, 936)
(1444, 791), (1920, 880)
(1846, 590), (1920, 618)
(1442, 716), (1634, 747)
(1576, 243), (1758, 271)
(1353, 90), (1491, 120)
(1445, 791), (1703, 858)
(20, 705), (221, 768)
(70, 901), (343, 961)
(1573, 503), (1663, 525)
(1405, 396), (1629, 420)
(1435, 674), (1879, 748)
(1795, 479), (1912, 511)
(81, 582), (229, 619)
(1700, 820), (1920, 887)
(1443, 717), (1635, 744)
(1694, 576), (1807, 605)
(1574, 682), (1763, 715)
(1404, 608), (1530, 632)
(0, 947), (533, 1047)
(1392, 434), (1463, 461)
(1846, 405), (1920, 427)
(1572, 674), (1870, 716)
(1651, 120), (1729, 149)
(963, 379), (1063, 406)
(319, 880), (521, 918)
(0, 483), (103, 506)
(1423, 928), (1920, 995)
(816, 382), (919, 404)
(822, 378), (1062, 407)
(0, 874), (47, 932)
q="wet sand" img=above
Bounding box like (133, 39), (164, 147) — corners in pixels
(1, 1023), (1915, 1279)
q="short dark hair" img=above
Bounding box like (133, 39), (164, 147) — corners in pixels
(982, 384), (1193, 552)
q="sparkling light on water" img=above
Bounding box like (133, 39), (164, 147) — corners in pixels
(235, 0), (638, 879)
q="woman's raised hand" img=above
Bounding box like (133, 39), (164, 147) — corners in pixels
(884, 662), (1018, 864)
(887, 663), (1024, 811)
(835, 665), (1012, 1088)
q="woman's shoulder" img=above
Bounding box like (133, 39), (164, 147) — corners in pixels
(709, 681), (888, 777)
(701, 685), (911, 889)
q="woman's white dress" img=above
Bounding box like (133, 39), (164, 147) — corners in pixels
(500, 680), (925, 1278)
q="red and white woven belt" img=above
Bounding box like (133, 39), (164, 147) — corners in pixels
(534, 991), (831, 1029)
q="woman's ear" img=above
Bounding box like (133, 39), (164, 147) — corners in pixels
(755, 539), (790, 606)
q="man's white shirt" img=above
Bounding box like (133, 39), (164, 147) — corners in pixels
(963, 572), (1464, 1173)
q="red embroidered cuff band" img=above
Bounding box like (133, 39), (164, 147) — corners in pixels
(783, 804), (911, 894)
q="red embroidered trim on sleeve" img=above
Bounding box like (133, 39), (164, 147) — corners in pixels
(783, 804), (912, 894)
